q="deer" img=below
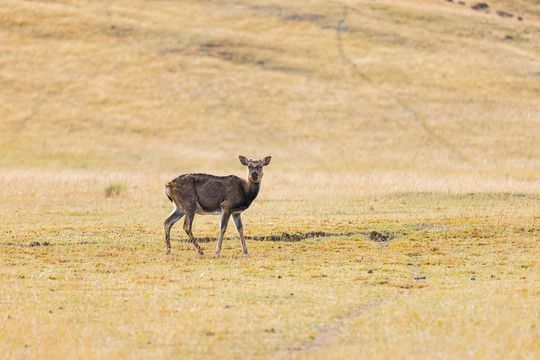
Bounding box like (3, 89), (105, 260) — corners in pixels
(164, 155), (271, 256)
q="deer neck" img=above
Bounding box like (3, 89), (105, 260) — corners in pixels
(244, 179), (260, 201)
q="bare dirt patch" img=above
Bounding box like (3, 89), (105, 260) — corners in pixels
(199, 40), (257, 64)
(175, 230), (397, 243)
(251, 5), (326, 23)
(366, 230), (394, 242)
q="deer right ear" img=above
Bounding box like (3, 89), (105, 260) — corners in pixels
(239, 155), (249, 166)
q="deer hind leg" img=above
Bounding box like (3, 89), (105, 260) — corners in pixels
(232, 212), (249, 255)
(164, 206), (184, 255)
(216, 209), (231, 255)
(183, 210), (203, 255)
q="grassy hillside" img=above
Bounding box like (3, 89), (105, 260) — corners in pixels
(1, 0), (539, 192)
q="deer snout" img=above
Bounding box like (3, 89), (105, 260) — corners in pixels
(250, 172), (261, 183)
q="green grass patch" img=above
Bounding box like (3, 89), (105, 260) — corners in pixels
(104, 183), (125, 198)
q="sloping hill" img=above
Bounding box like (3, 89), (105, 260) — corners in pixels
(1, 0), (539, 191)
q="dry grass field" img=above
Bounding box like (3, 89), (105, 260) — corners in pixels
(1, 0), (539, 359)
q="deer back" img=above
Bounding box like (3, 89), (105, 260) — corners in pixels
(168, 173), (258, 214)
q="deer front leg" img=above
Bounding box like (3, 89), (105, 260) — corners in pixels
(232, 213), (249, 255)
(216, 209), (231, 255)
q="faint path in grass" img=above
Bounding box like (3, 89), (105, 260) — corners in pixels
(336, 6), (469, 164)
(273, 300), (384, 359)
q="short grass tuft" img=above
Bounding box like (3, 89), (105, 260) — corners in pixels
(104, 183), (125, 198)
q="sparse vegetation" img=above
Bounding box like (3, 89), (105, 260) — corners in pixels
(104, 183), (125, 198)
(1, 182), (538, 359)
(0, 0), (539, 359)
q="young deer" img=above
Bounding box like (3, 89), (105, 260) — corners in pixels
(164, 155), (271, 255)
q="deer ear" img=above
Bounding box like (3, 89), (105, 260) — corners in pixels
(239, 155), (249, 166)
(262, 156), (272, 166)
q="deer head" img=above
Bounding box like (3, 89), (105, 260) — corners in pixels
(239, 155), (271, 183)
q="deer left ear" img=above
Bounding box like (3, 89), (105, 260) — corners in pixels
(262, 156), (272, 166)
(239, 155), (249, 166)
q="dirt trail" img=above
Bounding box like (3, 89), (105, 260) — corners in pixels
(273, 300), (385, 359)
(336, 6), (469, 164)
(176, 230), (394, 243)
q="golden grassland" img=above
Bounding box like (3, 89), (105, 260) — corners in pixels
(1, 176), (538, 359)
(1, 0), (539, 358)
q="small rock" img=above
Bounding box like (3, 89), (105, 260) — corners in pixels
(368, 231), (391, 242)
(471, 277), (476, 280)
(368, 270), (374, 274)
(497, 11), (513, 18)
(472, 3), (489, 10)
(414, 276), (426, 280)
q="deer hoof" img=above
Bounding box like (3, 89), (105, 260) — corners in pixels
(165, 248), (171, 255)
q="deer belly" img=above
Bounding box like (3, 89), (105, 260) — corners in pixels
(196, 203), (220, 215)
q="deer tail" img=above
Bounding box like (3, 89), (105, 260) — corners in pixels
(165, 183), (173, 202)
